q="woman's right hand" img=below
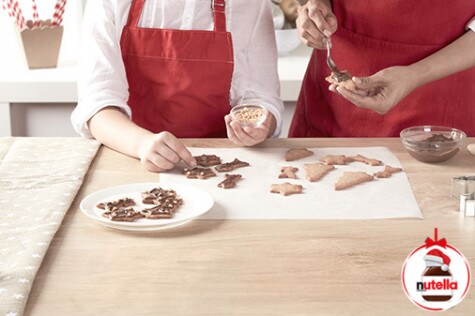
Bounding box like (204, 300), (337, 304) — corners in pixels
(137, 131), (196, 172)
(296, 0), (338, 49)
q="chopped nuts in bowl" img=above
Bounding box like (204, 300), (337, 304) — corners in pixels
(230, 104), (266, 127)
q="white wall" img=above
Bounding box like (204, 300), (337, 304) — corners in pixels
(10, 103), (77, 137)
(9, 102), (296, 137)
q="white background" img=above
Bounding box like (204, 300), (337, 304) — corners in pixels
(402, 245), (471, 311)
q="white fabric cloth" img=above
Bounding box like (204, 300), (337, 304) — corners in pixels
(72, 0), (284, 138)
(0, 138), (100, 316)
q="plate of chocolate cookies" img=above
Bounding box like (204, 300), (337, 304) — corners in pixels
(80, 182), (214, 231)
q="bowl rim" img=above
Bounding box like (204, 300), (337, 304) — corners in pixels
(400, 125), (467, 143)
(230, 104), (266, 126)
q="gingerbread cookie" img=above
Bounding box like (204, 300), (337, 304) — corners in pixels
(142, 187), (164, 204)
(141, 187), (182, 206)
(183, 167), (216, 179)
(351, 154), (382, 166)
(218, 174), (243, 189)
(215, 159), (250, 172)
(325, 71), (356, 91)
(193, 154), (222, 167)
(303, 163), (335, 182)
(270, 182), (303, 196)
(279, 166), (298, 179)
(97, 198), (136, 211)
(284, 148), (314, 162)
(140, 206), (173, 219)
(320, 155), (354, 165)
(334, 171), (374, 191)
(374, 165), (403, 178)
(102, 208), (143, 222)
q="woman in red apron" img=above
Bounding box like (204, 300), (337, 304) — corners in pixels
(73, 0), (281, 172)
(289, 0), (475, 137)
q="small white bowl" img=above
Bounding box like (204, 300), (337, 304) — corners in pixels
(230, 104), (266, 127)
(275, 28), (301, 56)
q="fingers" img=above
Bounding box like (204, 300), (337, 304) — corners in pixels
(225, 112), (269, 147)
(336, 86), (386, 114)
(300, 30), (324, 49)
(147, 152), (176, 171)
(160, 132), (196, 166)
(308, 7), (332, 37)
(139, 131), (196, 173)
(297, 6), (326, 49)
(225, 114), (241, 145)
(307, 0), (338, 35)
(231, 121), (258, 146)
(353, 76), (374, 90)
(142, 160), (167, 173)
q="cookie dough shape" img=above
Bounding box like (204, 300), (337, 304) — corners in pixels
(320, 155), (354, 165)
(351, 154), (382, 166)
(218, 174), (243, 189)
(97, 198), (136, 211)
(303, 163), (335, 182)
(102, 208), (143, 222)
(193, 154), (222, 167)
(140, 206), (173, 219)
(279, 166), (299, 179)
(374, 165), (403, 178)
(270, 182), (303, 196)
(334, 171), (374, 191)
(215, 159), (250, 172)
(284, 148), (314, 162)
(183, 167), (217, 179)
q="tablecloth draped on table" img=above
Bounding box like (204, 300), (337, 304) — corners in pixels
(0, 138), (100, 316)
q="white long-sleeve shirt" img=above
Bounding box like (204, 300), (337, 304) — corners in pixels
(72, 0), (284, 137)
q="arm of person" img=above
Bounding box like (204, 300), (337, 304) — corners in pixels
(334, 28), (475, 114)
(226, 0), (283, 146)
(71, 1), (194, 171)
(89, 108), (195, 172)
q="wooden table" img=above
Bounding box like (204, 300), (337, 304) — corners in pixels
(24, 138), (475, 315)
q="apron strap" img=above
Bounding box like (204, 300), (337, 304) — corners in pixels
(212, 0), (227, 32)
(126, 0), (145, 28)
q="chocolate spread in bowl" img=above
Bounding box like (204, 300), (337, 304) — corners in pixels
(407, 147), (460, 163)
(408, 133), (459, 163)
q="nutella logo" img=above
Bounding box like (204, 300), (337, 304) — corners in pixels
(417, 278), (458, 291)
(402, 229), (471, 311)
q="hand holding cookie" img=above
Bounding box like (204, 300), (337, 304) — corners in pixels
(137, 131), (196, 172)
(225, 109), (276, 147)
(331, 66), (417, 115)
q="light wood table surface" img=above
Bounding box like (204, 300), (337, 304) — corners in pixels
(25, 138), (475, 315)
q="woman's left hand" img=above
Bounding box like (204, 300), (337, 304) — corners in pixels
(225, 110), (275, 146)
(330, 66), (418, 115)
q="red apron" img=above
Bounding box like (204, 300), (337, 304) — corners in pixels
(289, 0), (475, 137)
(120, 0), (234, 138)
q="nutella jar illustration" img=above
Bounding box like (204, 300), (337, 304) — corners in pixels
(420, 249), (454, 301)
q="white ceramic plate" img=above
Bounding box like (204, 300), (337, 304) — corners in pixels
(80, 182), (214, 231)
